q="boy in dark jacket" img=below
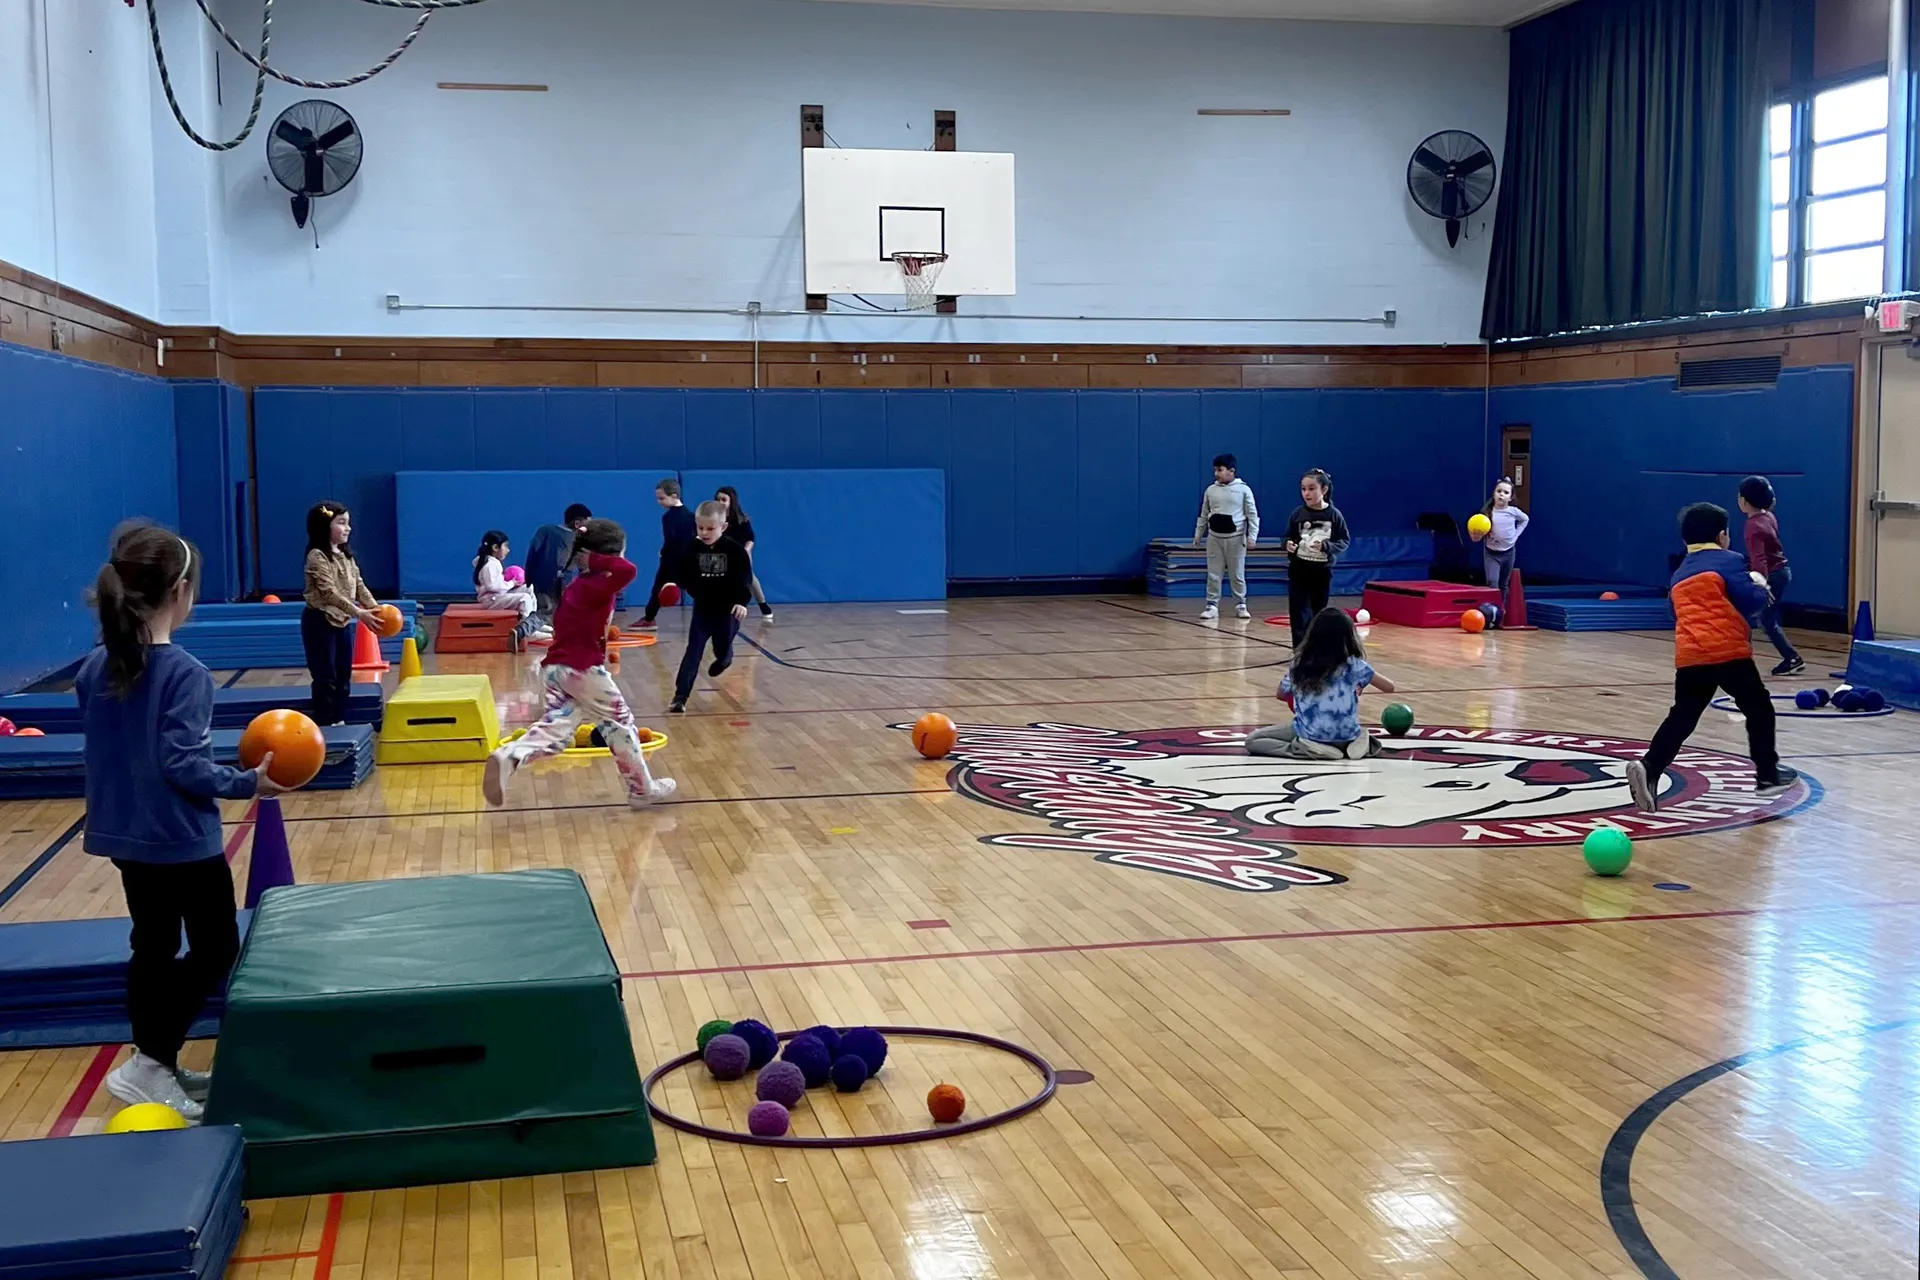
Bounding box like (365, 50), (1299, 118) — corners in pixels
(639, 479), (698, 628)
(664, 501), (753, 712)
(1626, 503), (1800, 812)
(525, 503), (592, 623)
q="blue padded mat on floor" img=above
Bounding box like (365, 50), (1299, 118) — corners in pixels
(1529, 600), (1676, 632)
(173, 600), (418, 669)
(1845, 638), (1920, 712)
(0, 725), (374, 798)
(0, 1126), (245, 1279)
(1, 682), (383, 734)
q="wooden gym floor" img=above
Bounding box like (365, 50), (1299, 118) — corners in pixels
(1, 596), (1916, 1280)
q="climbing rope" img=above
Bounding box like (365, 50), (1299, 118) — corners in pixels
(146, 0), (270, 151)
(191, 0), (430, 91)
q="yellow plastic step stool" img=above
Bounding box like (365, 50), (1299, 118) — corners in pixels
(377, 674), (501, 764)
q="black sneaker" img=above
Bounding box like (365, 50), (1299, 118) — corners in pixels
(1771, 657), (1806, 676)
(708, 657), (733, 678)
(1625, 759), (1658, 813)
(668, 700), (686, 715)
(1755, 765), (1800, 794)
(759, 603), (774, 618)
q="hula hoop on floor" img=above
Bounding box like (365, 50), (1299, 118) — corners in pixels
(1709, 693), (1893, 719)
(644, 1024), (1057, 1148)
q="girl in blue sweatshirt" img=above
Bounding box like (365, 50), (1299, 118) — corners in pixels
(78, 523), (290, 1122)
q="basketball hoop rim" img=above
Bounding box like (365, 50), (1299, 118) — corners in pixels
(889, 251), (949, 276)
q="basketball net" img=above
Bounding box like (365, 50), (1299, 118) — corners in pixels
(890, 252), (948, 311)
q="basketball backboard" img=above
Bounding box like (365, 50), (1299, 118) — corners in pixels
(803, 148), (1016, 297)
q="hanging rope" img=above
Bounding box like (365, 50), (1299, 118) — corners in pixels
(147, 0), (270, 151)
(191, 0), (430, 91)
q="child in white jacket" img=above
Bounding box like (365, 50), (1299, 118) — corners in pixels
(473, 530), (548, 638)
(1192, 454), (1259, 620)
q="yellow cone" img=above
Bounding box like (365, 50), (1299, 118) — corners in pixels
(399, 636), (423, 681)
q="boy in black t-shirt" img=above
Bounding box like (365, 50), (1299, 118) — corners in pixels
(664, 502), (753, 712)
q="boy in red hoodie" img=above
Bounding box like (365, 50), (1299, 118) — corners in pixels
(483, 518), (676, 809)
(1625, 503), (1799, 812)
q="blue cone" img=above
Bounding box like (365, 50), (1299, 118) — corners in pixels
(243, 796), (295, 907)
(1853, 601), (1875, 642)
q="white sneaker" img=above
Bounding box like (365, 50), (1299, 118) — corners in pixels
(174, 1065), (212, 1102)
(106, 1053), (203, 1122)
(482, 750), (518, 808)
(1199, 604), (1219, 620)
(629, 777), (678, 809)
(1235, 603), (1251, 620)
(1625, 759), (1657, 813)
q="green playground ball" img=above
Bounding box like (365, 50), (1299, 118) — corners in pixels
(1583, 828), (1633, 877)
(695, 1019), (734, 1052)
(1381, 703), (1415, 737)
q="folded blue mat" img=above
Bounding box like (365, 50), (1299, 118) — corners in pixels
(1530, 600), (1676, 632)
(0, 725), (375, 798)
(0, 912), (253, 1049)
(1146, 535), (1433, 599)
(0, 1126), (245, 1280)
(1, 682), (383, 735)
(174, 600), (418, 668)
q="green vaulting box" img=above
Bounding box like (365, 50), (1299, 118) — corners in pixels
(203, 869), (654, 1197)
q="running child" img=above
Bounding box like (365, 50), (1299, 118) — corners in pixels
(1737, 475), (1803, 675)
(639, 479), (696, 629)
(1281, 469), (1350, 646)
(484, 518), (675, 809)
(663, 501), (753, 714)
(1246, 606), (1396, 760)
(715, 484), (773, 618)
(525, 503), (592, 624)
(1625, 502), (1800, 812)
(80, 523), (292, 1121)
(302, 501), (387, 725)
(1469, 477), (1529, 608)
(1191, 454), (1259, 620)
(473, 529), (549, 640)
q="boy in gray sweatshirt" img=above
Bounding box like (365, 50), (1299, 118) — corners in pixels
(1192, 454), (1259, 620)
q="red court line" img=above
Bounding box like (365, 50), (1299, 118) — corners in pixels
(49, 1044), (118, 1137)
(620, 896), (1920, 981)
(313, 1193), (344, 1280)
(223, 798), (260, 863)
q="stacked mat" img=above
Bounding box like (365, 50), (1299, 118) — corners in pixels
(0, 682), (383, 735)
(0, 1127), (246, 1280)
(1147, 533), (1432, 599)
(174, 600), (418, 669)
(1522, 583), (1667, 600)
(0, 724), (375, 799)
(1529, 598), (1676, 632)
(0, 912), (252, 1049)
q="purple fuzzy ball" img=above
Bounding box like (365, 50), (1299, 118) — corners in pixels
(802, 1024), (841, 1058)
(747, 1100), (790, 1137)
(839, 1026), (888, 1074)
(730, 1018), (779, 1069)
(781, 1034), (832, 1088)
(756, 1060), (807, 1108)
(829, 1053), (869, 1092)
(703, 1033), (751, 1081)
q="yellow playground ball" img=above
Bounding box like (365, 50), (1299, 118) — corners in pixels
(1467, 513), (1493, 538)
(104, 1102), (190, 1134)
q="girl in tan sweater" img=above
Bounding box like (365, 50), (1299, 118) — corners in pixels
(302, 501), (385, 724)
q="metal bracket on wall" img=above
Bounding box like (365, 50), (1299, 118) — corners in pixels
(934, 109), (957, 315)
(803, 105), (827, 313)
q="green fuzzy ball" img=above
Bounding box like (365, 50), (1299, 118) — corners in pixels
(695, 1019), (734, 1052)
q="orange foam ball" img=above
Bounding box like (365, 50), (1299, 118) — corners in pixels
(373, 604), (404, 638)
(608, 625), (623, 640)
(912, 713), (958, 759)
(1600, 591), (1620, 601)
(658, 583), (682, 606)
(238, 709), (326, 788)
(1460, 608), (1486, 634)
(927, 1083), (966, 1124)
(261, 594), (282, 604)
(636, 727), (655, 743)
(15, 727), (45, 737)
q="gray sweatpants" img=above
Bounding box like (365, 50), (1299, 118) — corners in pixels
(1245, 719), (1380, 760)
(1206, 532), (1247, 605)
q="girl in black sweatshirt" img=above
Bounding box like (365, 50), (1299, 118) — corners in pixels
(1282, 468), (1350, 646)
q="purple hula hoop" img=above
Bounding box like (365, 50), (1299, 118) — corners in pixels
(644, 1024), (1058, 1148)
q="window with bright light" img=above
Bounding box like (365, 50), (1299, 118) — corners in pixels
(1770, 75), (1890, 307)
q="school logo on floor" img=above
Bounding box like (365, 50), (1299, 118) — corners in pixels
(899, 722), (1814, 893)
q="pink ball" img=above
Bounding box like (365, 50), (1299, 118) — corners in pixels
(503, 564), (526, 584)
(747, 1100), (790, 1137)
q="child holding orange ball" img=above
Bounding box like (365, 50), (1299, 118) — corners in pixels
(78, 523), (294, 1123)
(301, 501), (389, 725)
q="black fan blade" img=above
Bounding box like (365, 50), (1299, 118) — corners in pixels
(305, 150), (326, 195)
(291, 193), (311, 229)
(275, 120), (314, 149)
(1412, 146), (1449, 177)
(1452, 150), (1493, 179)
(315, 120), (356, 151)
(1441, 180), (1464, 221)
(1446, 219), (1462, 248)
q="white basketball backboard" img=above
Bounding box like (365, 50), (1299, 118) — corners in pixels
(803, 148), (1016, 297)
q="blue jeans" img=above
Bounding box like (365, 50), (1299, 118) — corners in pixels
(675, 611), (739, 701)
(1758, 566), (1799, 663)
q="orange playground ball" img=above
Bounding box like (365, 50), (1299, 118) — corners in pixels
(1460, 608), (1487, 634)
(911, 713), (958, 759)
(636, 727), (655, 743)
(927, 1083), (966, 1123)
(608, 625), (623, 640)
(238, 709), (327, 788)
(373, 604), (404, 638)
(15, 727), (45, 737)
(658, 583), (682, 607)
(261, 594), (282, 604)
(1600, 591), (1620, 601)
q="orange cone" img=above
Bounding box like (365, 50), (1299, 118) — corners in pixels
(244, 797), (295, 907)
(351, 621), (389, 672)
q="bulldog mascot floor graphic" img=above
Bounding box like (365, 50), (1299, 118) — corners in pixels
(894, 722), (1816, 893)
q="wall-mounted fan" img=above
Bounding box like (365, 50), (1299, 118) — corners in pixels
(266, 99), (363, 229)
(1407, 130), (1496, 248)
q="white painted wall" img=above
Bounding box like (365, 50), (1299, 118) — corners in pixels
(150, 0), (229, 326)
(205, 0), (1504, 344)
(0, 0), (160, 318)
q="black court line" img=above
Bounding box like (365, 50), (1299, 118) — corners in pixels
(737, 629), (1286, 681)
(1784, 748), (1920, 760)
(220, 669), (250, 689)
(242, 786), (953, 826)
(1097, 598), (1295, 651)
(1601, 1016), (1920, 1280)
(770, 642), (1257, 662)
(0, 817), (84, 911)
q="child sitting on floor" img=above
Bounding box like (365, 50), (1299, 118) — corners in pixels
(1247, 606), (1396, 761)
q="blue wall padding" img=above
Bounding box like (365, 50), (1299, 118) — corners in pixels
(1488, 366), (1854, 610)
(173, 380), (251, 603)
(1, 343), (178, 693)
(679, 470), (946, 603)
(394, 470), (678, 597)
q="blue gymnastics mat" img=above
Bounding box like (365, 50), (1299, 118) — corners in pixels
(1845, 638), (1920, 712)
(1147, 534), (1431, 599)
(0, 1126), (246, 1280)
(1, 681), (383, 735)
(0, 911), (252, 1049)
(1529, 599), (1676, 632)
(174, 601), (418, 669)
(0, 725), (375, 799)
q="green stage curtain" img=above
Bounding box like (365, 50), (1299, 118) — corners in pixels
(1482, 0), (1772, 340)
